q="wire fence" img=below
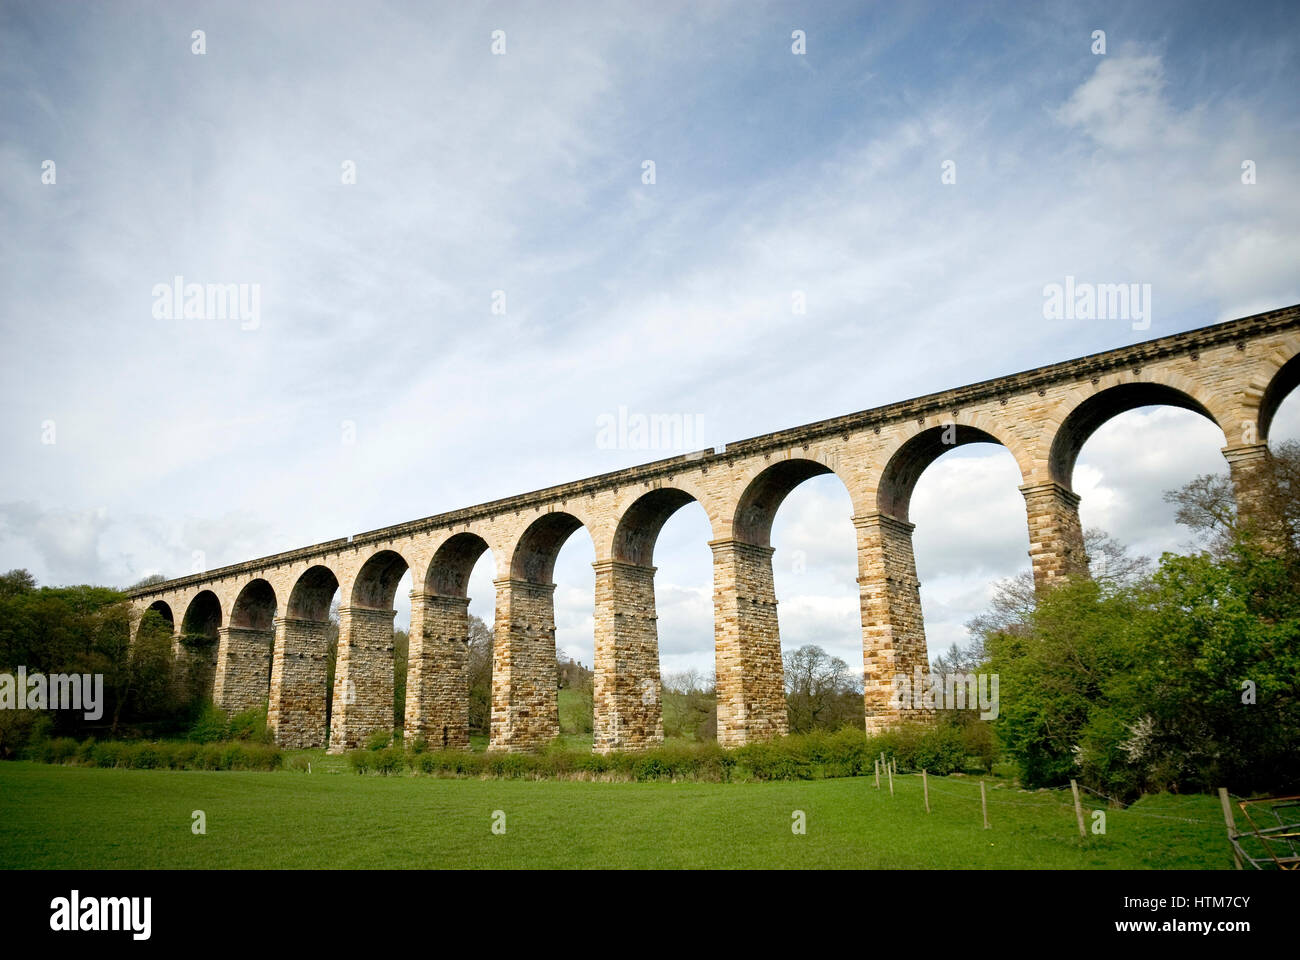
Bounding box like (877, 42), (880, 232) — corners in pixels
(878, 770), (1222, 826)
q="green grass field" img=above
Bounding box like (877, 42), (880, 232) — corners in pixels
(0, 761), (1235, 869)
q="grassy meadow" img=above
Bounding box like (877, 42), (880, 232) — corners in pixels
(0, 760), (1234, 869)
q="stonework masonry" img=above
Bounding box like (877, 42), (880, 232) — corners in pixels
(404, 592), (471, 749)
(267, 617), (330, 749)
(854, 513), (927, 732)
(122, 304), (1300, 753)
(593, 560), (664, 752)
(212, 626), (272, 715)
(711, 539), (787, 746)
(491, 580), (560, 751)
(329, 606), (396, 751)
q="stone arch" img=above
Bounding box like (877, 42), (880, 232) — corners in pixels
(731, 458), (849, 547)
(424, 532), (491, 597)
(133, 599), (176, 646)
(1258, 349), (1300, 444)
(230, 579), (277, 630)
(287, 565), (340, 621)
(350, 549), (410, 609)
(510, 511), (590, 583)
(144, 599), (174, 629)
(181, 590), (222, 640)
(1048, 381), (1226, 489)
(406, 532), (494, 751)
(177, 590), (221, 703)
(876, 424), (1016, 521)
(271, 566), (340, 750)
(611, 487), (699, 565)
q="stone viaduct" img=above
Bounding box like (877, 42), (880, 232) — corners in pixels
(126, 304), (1300, 753)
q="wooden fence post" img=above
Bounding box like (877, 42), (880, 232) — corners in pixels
(1070, 780), (1086, 838)
(922, 769), (930, 813)
(1219, 787), (1244, 870)
(981, 780), (990, 829)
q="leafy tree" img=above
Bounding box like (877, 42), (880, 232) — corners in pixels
(661, 669), (717, 741)
(466, 614), (493, 733)
(783, 644), (861, 733)
(979, 448), (1300, 797)
(0, 569), (36, 599)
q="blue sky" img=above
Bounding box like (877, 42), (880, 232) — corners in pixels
(2, 0), (1299, 678)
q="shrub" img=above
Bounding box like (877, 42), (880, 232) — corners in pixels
(372, 746), (406, 775)
(169, 742), (200, 769)
(365, 729), (392, 751)
(128, 743), (162, 769)
(872, 721), (928, 771)
(227, 706), (272, 743)
(913, 725), (967, 775)
(189, 702), (229, 744)
(736, 742), (808, 781)
(75, 736), (97, 764)
(91, 741), (127, 768)
(961, 721), (999, 775)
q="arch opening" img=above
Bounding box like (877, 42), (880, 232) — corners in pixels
(425, 532), (491, 597)
(1050, 383), (1220, 489)
(1074, 405), (1243, 563)
(511, 512), (585, 584)
(878, 425), (1005, 521)
(733, 458), (832, 547)
(769, 472), (861, 736)
(144, 600), (174, 629)
(230, 579), (277, 631)
(907, 440), (1032, 661)
(351, 549), (410, 609)
(287, 565), (339, 621)
(181, 590), (221, 640)
(1260, 352), (1300, 444)
(612, 488), (696, 566)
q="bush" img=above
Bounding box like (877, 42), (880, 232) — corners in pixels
(365, 729), (392, 751)
(735, 742), (809, 781)
(372, 746), (406, 775)
(913, 725), (967, 775)
(128, 743), (162, 769)
(91, 741), (127, 768)
(227, 706), (272, 743)
(961, 721), (999, 775)
(15, 733), (282, 771)
(169, 742), (199, 769)
(189, 702), (229, 744)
